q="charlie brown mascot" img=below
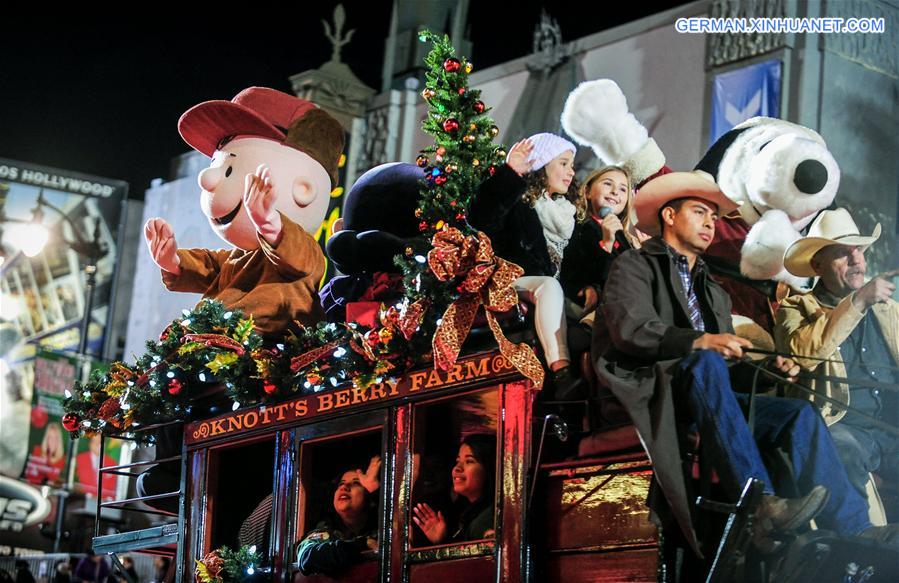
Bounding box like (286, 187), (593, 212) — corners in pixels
(144, 87), (344, 335)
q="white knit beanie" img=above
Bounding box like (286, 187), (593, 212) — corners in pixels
(525, 133), (577, 171)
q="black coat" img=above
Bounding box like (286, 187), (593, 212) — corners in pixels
(469, 164), (556, 277)
(558, 218), (631, 300)
(591, 237), (734, 555)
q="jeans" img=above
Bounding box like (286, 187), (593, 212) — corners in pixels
(673, 350), (872, 536)
(829, 422), (899, 497)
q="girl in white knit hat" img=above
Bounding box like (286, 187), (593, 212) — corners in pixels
(469, 133), (586, 399)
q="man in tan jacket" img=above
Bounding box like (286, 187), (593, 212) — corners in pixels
(775, 208), (898, 505)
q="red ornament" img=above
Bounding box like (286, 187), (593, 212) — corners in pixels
(62, 412), (80, 432)
(365, 330), (381, 348)
(167, 378), (183, 396)
(473, 101), (486, 114)
(419, 221), (429, 232)
(263, 380), (277, 395)
(488, 165), (497, 176)
(458, 87), (466, 95)
(159, 329), (169, 341)
(450, 200), (457, 207)
(456, 213), (466, 221)
(436, 147), (447, 156)
(380, 307), (400, 328)
(31, 405), (49, 429)
(435, 175), (447, 185)
(442, 118), (460, 133)
(443, 58), (462, 73)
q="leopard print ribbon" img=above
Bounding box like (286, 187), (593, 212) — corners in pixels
(428, 228), (544, 388)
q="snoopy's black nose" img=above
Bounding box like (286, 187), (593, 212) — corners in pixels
(794, 159), (828, 194)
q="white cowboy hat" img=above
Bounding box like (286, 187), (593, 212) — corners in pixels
(783, 208), (881, 277)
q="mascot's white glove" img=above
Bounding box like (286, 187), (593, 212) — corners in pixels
(740, 209), (807, 289)
(561, 79), (665, 185)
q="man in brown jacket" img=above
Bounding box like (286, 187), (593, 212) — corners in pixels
(776, 208), (898, 505)
(593, 171), (892, 554)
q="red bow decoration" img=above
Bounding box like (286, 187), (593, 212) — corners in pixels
(427, 228), (544, 388)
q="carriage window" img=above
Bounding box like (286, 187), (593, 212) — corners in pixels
(410, 389), (499, 548)
(206, 436), (276, 554)
(294, 429), (383, 576)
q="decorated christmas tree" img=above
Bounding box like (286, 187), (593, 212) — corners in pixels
(399, 31), (507, 319)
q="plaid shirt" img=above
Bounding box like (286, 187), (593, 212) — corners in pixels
(664, 242), (705, 332)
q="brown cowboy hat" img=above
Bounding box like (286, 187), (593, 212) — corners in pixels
(634, 170), (739, 237)
(783, 208), (881, 277)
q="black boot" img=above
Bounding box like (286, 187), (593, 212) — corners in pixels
(550, 365), (587, 401)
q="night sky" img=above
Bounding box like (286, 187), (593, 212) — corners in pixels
(0, 2), (691, 198)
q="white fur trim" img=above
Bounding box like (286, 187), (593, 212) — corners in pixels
(739, 209), (800, 280)
(560, 79), (649, 165)
(622, 138), (666, 187)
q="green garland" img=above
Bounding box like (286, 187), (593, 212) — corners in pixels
(195, 544), (261, 583)
(62, 30), (506, 437)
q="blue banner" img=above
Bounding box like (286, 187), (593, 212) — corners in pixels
(710, 59), (782, 144)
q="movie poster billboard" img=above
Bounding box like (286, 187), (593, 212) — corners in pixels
(0, 158), (126, 479)
(21, 351), (77, 487)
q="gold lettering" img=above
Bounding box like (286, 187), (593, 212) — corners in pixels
(465, 358), (489, 378)
(385, 378), (400, 396)
(260, 407), (273, 424)
(294, 400), (308, 417)
(318, 393), (334, 411)
(226, 417), (243, 432)
(244, 411), (259, 429)
(425, 369), (443, 388)
(209, 419), (226, 436)
(334, 390), (350, 408)
(273, 403), (290, 421)
(409, 371), (427, 392)
(369, 383), (386, 400)
(445, 362), (465, 384)
(351, 386), (368, 405)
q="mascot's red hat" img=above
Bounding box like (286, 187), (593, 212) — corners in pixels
(178, 87), (344, 187)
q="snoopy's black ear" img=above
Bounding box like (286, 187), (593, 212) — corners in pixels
(325, 229), (412, 275)
(326, 230), (362, 275)
(694, 127), (749, 180)
(356, 231), (411, 272)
